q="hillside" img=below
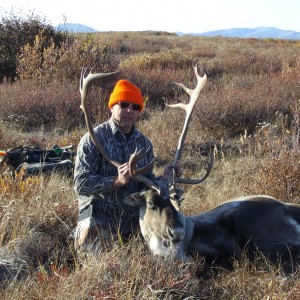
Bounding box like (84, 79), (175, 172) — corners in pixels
(55, 23), (98, 33)
(56, 23), (300, 39)
(184, 27), (300, 39)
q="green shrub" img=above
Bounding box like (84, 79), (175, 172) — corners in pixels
(0, 9), (64, 81)
(17, 34), (117, 83)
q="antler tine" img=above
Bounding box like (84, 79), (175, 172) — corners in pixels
(80, 67), (120, 168)
(128, 148), (159, 193)
(128, 147), (155, 176)
(166, 64), (207, 165)
(166, 64), (211, 189)
(176, 153), (213, 184)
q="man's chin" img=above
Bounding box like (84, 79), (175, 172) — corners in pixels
(122, 119), (134, 126)
(119, 121), (134, 132)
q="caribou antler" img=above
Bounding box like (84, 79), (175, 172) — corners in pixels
(128, 147), (154, 176)
(80, 67), (120, 167)
(166, 64), (213, 186)
(128, 148), (160, 193)
(80, 67), (158, 191)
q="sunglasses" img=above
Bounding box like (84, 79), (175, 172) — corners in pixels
(118, 102), (141, 111)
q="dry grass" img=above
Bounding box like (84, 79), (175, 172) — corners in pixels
(1, 153), (300, 298)
(0, 32), (300, 298)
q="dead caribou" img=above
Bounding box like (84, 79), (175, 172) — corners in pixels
(80, 65), (300, 267)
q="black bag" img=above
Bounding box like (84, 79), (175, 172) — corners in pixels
(2, 145), (75, 176)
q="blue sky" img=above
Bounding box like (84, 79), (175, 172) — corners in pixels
(0, 0), (299, 33)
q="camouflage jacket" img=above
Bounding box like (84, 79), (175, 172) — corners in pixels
(74, 117), (156, 235)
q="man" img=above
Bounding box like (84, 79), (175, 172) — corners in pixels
(74, 79), (179, 253)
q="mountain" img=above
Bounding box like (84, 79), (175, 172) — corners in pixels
(55, 23), (98, 33)
(55, 24), (300, 40)
(181, 27), (300, 39)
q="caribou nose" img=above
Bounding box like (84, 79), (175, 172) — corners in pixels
(167, 226), (185, 243)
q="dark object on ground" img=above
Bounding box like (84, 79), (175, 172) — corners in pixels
(0, 145), (75, 177)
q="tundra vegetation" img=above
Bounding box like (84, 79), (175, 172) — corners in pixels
(0, 11), (300, 299)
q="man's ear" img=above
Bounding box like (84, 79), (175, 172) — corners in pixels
(123, 190), (147, 207)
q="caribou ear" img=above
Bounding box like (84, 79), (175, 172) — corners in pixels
(123, 190), (147, 207)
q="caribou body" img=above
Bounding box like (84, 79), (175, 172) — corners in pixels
(124, 191), (300, 264)
(79, 65), (300, 266)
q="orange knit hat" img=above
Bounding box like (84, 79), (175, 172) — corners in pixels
(108, 79), (144, 112)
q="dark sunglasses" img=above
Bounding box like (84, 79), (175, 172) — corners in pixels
(118, 102), (141, 111)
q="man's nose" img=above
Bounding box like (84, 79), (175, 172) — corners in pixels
(125, 106), (134, 112)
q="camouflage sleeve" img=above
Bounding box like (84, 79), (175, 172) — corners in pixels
(73, 136), (115, 196)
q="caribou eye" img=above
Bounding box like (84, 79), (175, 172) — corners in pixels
(173, 194), (180, 201)
(148, 201), (157, 211)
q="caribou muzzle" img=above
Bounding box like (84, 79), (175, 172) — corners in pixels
(163, 226), (185, 247)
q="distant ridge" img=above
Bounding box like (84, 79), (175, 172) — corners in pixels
(55, 23), (98, 33)
(180, 27), (300, 40)
(55, 24), (300, 40)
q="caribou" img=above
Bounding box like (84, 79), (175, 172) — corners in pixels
(80, 66), (300, 267)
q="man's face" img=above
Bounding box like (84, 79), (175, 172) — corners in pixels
(111, 102), (141, 133)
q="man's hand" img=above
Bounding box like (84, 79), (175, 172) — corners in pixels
(161, 161), (183, 182)
(112, 162), (131, 188)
